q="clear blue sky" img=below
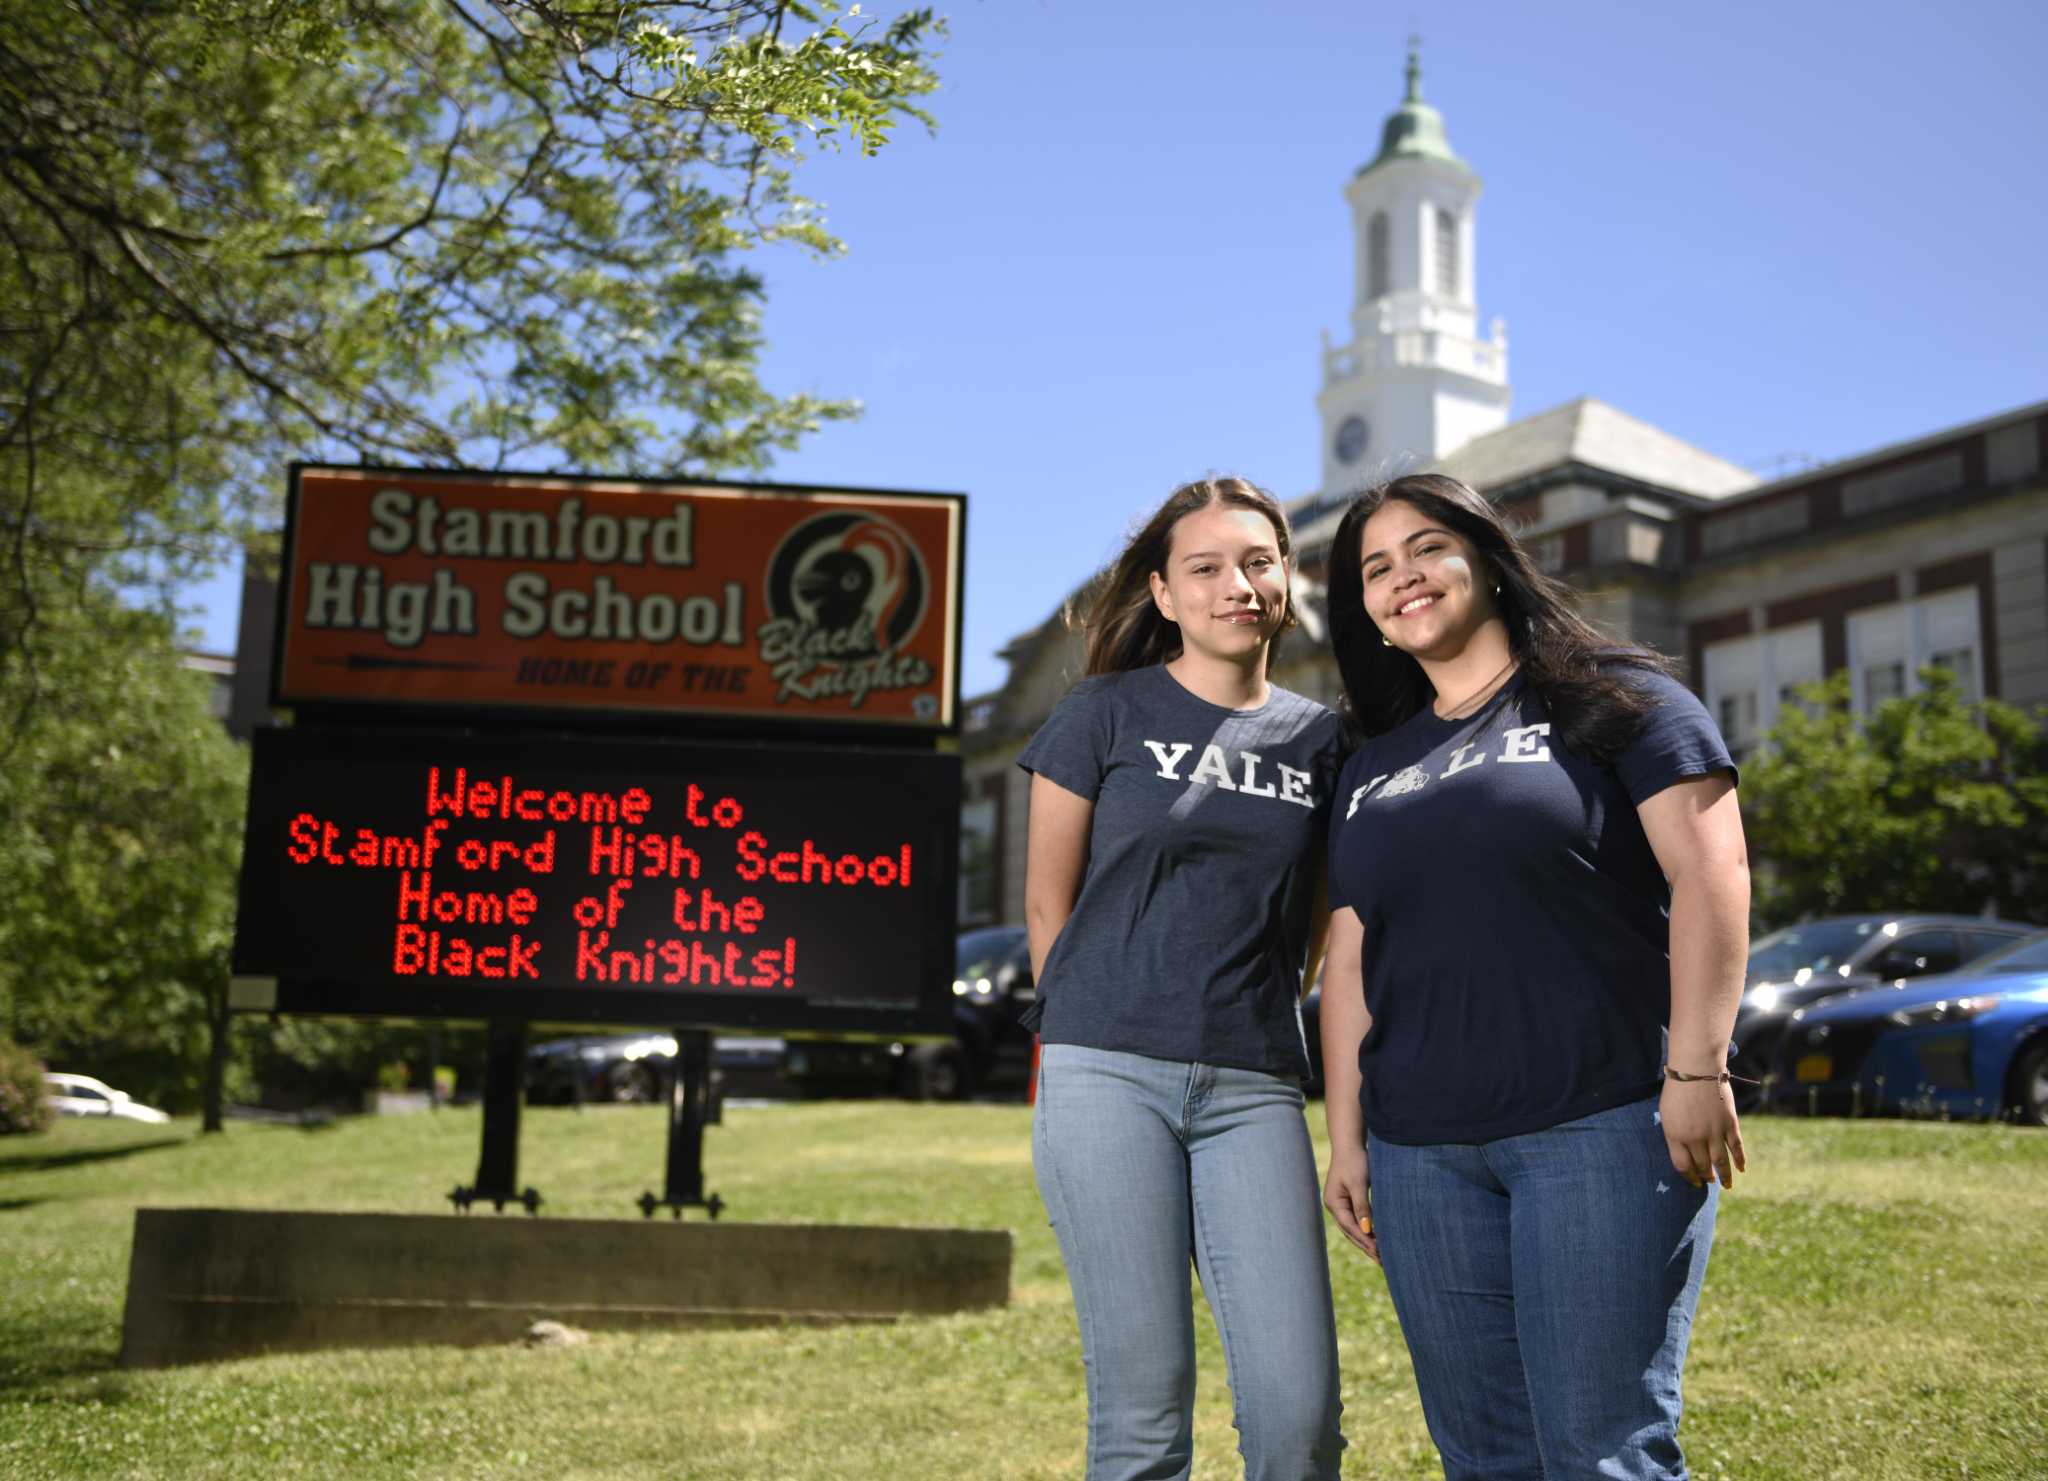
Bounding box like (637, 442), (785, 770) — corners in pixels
(184, 0), (2048, 698)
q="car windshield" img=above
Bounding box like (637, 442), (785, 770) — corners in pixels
(956, 927), (1022, 977)
(1961, 931), (2048, 976)
(1747, 918), (1884, 978)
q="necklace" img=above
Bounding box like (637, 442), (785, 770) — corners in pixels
(1431, 657), (1517, 721)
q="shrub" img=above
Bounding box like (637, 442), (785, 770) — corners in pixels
(0, 1038), (53, 1135)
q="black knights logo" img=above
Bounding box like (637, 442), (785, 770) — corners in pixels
(758, 511), (937, 710)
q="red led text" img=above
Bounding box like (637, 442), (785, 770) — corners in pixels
(393, 927), (541, 978)
(672, 886), (765, 934)
(426, 766), (652, 826)
(588, 827), (702, 880)
(266, 755), (926, 1004)
(287, 814), (558, 875)
(395, 871), (539, 926)
(290, 814), (450, 870)
(574, 933), (795, 989)
(734, 830), (913, 888)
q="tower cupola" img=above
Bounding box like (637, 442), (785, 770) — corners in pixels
(1313, 43), (1510, 488)
(1361, 45), (1469, 177)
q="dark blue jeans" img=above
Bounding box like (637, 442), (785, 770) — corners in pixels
(1369, 1097), (1717, 1480)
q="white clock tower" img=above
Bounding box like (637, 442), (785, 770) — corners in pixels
(1318, 47), (1510, 492)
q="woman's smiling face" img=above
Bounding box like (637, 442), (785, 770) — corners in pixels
(1149, 502), (1290, 663)
(1357, 497), (1495, 659)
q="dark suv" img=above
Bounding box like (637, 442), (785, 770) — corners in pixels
(1731, 913), (2038, 1104)
(783, 925), (1037, 1100)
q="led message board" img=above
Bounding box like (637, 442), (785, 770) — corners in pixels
(273, 464), (964, 732)
(229, 726), (960, 1035)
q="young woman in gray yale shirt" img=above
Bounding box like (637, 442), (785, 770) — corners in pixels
(1020, 476), (1346, 1480)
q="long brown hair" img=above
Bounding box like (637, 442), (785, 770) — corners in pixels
(1327, 473), (1671, 762)
(1073, 477), (1298, 675)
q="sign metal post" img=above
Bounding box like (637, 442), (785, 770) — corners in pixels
(638, 1029), (722, 1219)
(451, 1021), (540, 1213)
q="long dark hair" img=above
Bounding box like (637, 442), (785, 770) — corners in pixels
(1073, 476), (1298, 675)
(1327, 473), (1671, 763)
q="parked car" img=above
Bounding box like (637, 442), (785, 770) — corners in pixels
(784, 924), (1038, 1100)
(1769, 928), (2048, 1124)
(44, 1073), (171, 1124)
(1729, 913), (2037, 1105)
(524, 1033), (783, 1105)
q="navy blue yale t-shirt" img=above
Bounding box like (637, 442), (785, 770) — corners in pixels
(1327, 669), (1734, 1145)
(1018, 666), (1345, 1077)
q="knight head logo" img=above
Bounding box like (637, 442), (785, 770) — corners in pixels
(765, 511), (929, 656)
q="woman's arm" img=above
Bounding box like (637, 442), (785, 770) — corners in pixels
(1638, 770), (1751, 1189)
(1319, 905), (1378, 1261)
(1025, 773), (1094, 983)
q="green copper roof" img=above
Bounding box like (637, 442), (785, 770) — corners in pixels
(1359, 45), (1470, 176)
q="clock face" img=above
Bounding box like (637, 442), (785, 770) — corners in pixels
(1334, 414), (1370, 466)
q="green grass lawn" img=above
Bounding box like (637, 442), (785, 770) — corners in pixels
(1, 1104), (2043, 1479)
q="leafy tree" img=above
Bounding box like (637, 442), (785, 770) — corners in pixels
(2, 0), (942, 692)
(1741, 670), (2048, 928)
(0, 1036), (54, 1135)
(0, 592), (248, 1116)
(0, 1), (942, 1118)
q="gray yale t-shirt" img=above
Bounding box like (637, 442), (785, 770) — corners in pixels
(1018, 666), (1345, 1076)
(1327, 669), (1735, 1146)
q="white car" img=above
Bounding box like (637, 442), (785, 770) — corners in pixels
(44, 1073), (172, 1124)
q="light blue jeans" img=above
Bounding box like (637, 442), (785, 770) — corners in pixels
(1369, 1097), (1718, 1480)
(1033, 1043), (1345, 1481)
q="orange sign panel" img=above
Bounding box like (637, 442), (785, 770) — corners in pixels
(276, 466), (964, 730)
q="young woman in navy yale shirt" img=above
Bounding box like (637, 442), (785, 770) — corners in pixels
(1319, 474), (1749, 1480)
(1020, 477), (1346, 1480)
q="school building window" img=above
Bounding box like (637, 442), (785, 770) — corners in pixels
(959, 796), (998, 924)
(1435, 208), (1459, 298)
(1847, 589), (1982, 712)
(1702, 622), (1823, 758)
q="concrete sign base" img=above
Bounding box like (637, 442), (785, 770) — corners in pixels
(119, 1207), (1012, 1369)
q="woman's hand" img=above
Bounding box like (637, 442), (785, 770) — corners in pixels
(1323, 1143), (1379, 1263)
(1659, 1076), (1745, 1189)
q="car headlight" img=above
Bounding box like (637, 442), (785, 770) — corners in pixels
(972, 977), (996, 997)
(951, 979), (969, 996)
(1745, 984), (1781, 1013)
(1887, 996), (2000, 1029)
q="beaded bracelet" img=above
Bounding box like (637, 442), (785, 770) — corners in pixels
(1662, 1065), (1761, 1087)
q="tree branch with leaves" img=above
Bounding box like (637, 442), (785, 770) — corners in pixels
(1741, 670), (2048, 928)
(0, 0), (944, 1115)
(0, 0), (943, 698)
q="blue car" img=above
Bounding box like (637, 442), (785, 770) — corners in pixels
(1771, 929), (2048, 1125)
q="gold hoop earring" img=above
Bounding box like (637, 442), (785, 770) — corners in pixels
(1379, 633), (1392, 648)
